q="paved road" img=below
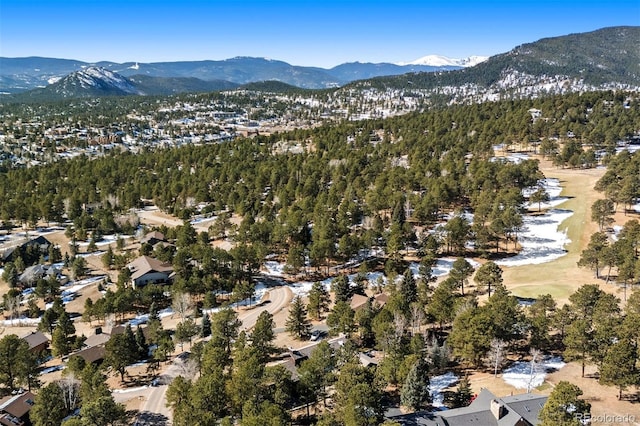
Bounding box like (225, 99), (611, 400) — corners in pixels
(123, 285), (293, 425)
(240, 285), (292, 330)
(132, 357), (186, 426)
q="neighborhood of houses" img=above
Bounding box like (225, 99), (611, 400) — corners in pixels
(0, 225), (557, 426)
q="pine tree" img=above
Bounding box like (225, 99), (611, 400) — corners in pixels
(102, 245), (114, 269)
(539, 381), (590, 426)
(251, 311), (275, 362)
(286, 296), (311, 339)
(400, 268), (417, 304)
(473, 261), (503, 297)
(105, 327), (138, 383)
(400, 357), (431, 410)
(599, 338), (638, 400)
(450, 257), (473, 296)
(449, 376), (472, 408)
(201, 313), (211, 338)
(326, 301), (355, 336)
(51, 326), (70, 358)
(308, 281), (330, 320)
(30, 382), (68, 426)
(135, 326), (148, 360)
(331, 275), (351, 303)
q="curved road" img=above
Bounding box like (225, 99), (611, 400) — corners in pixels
(125, 285), (293, 425)
(240, 285), (292, 330)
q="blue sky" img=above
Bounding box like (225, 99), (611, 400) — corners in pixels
(1, 0), (638, 68)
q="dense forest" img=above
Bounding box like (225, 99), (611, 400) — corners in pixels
(1, 91), (638, 247)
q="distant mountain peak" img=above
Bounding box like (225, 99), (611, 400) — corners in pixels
(49, 66), (143, 97)
(400, 54), (489, 68)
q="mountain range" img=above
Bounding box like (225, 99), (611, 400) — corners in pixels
(1, 26), (638, 102)
(0, 55), (480, 95)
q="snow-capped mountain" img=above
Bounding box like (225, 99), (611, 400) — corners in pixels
(35, 67), (144, 99)
(401, 55), (489, 67)
(67, 67), (142, 94)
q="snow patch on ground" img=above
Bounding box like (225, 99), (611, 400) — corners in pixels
(430, 372), (459, 408)
(61, 275), (106, 294)
(112, 386), (149, 393)
(40, 365), (65, 375)
(2, 317), (41, 326)
(409, 257), (481, 278)
(264, 261), (286, 276)
(158, 307), (174, 318)
(496, 209), (572, 267)
(502, 356), (565, 390)
(524, 178), (568, 210)
(77, 234), (119, 247)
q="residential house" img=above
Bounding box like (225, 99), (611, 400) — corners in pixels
(0, 391), (36, 426)
(349, 293), (388, 311)
(18, 264), (61, 287)
(126, 255), (174, 288)
(21, 331), (49, 355)
(140, 231), (167, 247)
(73, 345), (106, 365)
(388, 388), (548, 426)
(1, 236), (52, 265)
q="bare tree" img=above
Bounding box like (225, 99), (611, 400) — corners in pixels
(4, 295), (20, 321)
(58, 374), (81, 413)
(527, 348), (542, 393)
(172, 292), (193, 320)
(410, 304), (424, 335)
(487, 339), (506, 377)
(393, 311), (407, 341)
(178, 358), (199, 381)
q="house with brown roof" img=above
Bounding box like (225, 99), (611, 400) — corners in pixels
(349, 293), (389, 311)
(126, 255), (173, 288)
(73, 345), (106, 365)
(140, 231), (168, 247)
(21, 331), (49, 355)
(0, 391), (36, 426)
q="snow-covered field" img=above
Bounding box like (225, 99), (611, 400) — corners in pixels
(502, 356), (565, 390)
(264, 261), (286, 276)
(495, 177), (573, 266)
(262, 256), (481, 298)
(496, 208), (572, 267)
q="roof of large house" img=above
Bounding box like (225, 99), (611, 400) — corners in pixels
(350, 294), (370, 311)
(388, 388), (548, 426)
(74, 345), (106, 364)
(1, 236), (52, 261)
(127, 255), (173, 280)
(83, 332), (111, 348)
(140, 231), (166, 244)
(21, 331), (49, 350)
(0, 391), (36, 419)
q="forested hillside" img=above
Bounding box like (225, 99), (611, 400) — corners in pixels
(353, 26), (640, 91)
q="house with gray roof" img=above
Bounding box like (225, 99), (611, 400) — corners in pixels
(126, 255), (173, 288)
(388, 388), (548, 426)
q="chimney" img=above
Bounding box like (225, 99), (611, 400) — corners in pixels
(490, 399), (506, 420)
